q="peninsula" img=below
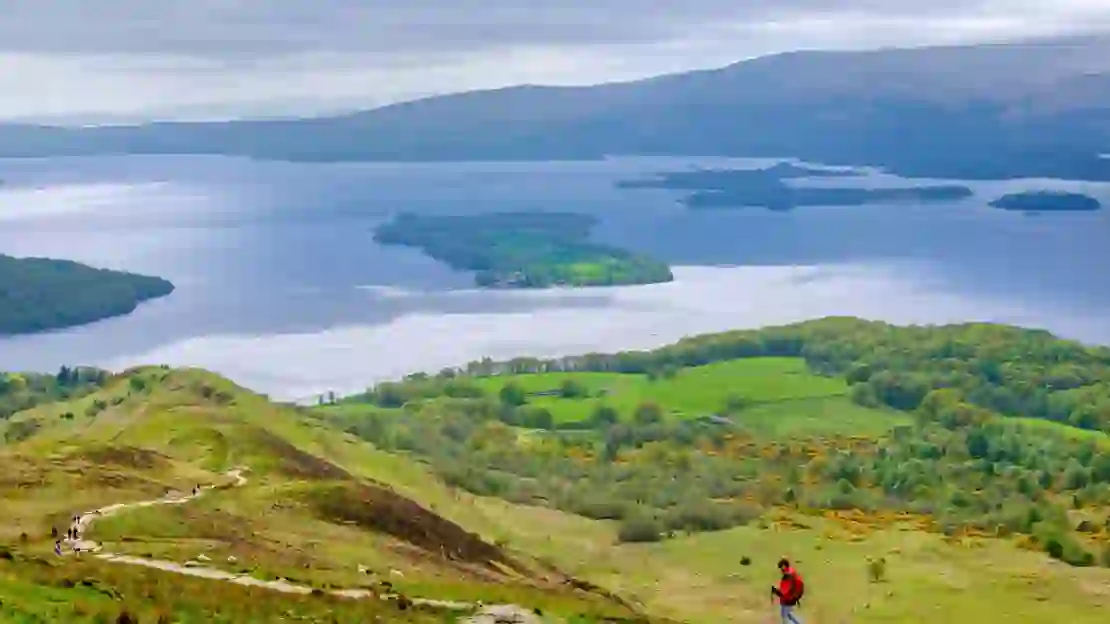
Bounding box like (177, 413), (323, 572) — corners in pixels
(0, 255), (175, 335)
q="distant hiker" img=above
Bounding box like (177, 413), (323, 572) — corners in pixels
(54, 540), (62, 556)
(771, 558), (805, 624)
(51, 526), (58, 539)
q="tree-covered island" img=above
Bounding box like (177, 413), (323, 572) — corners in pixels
(373, 212), (674, 288)
(989, 191), (1102, 212)
(620, 162), (973, 210)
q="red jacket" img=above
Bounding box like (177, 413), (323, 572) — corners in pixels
(777, 567), (803, 605)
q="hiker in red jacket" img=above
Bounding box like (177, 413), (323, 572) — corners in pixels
(770, 558), (805, 624)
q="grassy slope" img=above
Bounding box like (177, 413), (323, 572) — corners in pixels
(0, 368), (647, 623)
(470, 358), (909, 437)
(4, 365), (1109, 623)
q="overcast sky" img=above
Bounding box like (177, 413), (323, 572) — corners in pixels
(2, 1), (1109, 123)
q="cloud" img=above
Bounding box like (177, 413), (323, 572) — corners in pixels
(1, 1), (1108, 121)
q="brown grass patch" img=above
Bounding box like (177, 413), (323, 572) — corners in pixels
(250, 430), (353, 480)
(72, 446), (170, 471)
(305, 482), (527, 574)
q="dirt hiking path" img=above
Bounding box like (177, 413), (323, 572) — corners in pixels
(61, 467), (542, 622)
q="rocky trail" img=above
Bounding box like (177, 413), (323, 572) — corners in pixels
(60, 468), (543, 623)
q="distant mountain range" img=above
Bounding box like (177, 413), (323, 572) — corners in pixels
(2, 35), (1109, 180)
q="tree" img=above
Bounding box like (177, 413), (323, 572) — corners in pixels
(522, 407), (555, 430)
(633, 402), (664, 426)
(1092, 453), (1110, 483)
(966, 429), (990, 459)
(498, 382), (527, 407)
(723, 394), (749, 414)
(559, 379), (588, 399)
(590, 404), (620, 428)
(617, 512), (664, 543)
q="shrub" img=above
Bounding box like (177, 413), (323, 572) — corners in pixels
(723, 394), (749, 413)
(559, 379), (588, 398)
(498, 382), (527, 407)
(618, 513), (664, 543)
(633, 402), (664, 426)
(590, 404), (620, 428)
(867, 557), (887, 583)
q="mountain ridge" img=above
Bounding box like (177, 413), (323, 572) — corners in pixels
(0, 35), (1109, 179)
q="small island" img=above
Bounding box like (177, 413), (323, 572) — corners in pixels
(619, 162), (973, 211)
(373, 212), (674, 289)
(0, 255), (175, 335)
(989, 191), (1102, 212)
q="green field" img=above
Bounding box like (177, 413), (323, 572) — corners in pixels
(469, 357), (907, 436)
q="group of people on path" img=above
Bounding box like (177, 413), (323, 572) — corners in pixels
(53, 514), (88, 556)
(53, 484), (203, 557)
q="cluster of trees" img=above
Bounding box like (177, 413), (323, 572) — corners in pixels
(619, 163), (971, 211)
(335, 390), (1110, 562)
(0, 366), (110, 419)
(0, 254), (174, 335)
(409, 318), (1110, 433)
(373, 212), (673, 288)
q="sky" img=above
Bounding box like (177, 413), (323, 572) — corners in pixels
(2, 1), (1110, 123)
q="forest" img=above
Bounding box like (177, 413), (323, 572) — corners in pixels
(323, 317), (1110, 567)
(0, 255), (175, 335)
(0, 366), (110, 423)
(373, 212), (674, 288)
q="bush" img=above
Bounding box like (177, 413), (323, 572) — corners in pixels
(590, 404), (620, 428)
(559, 379), (588, 398)
(498, 382), (527, 407)
(563, 493), (628, 520)
(633, 402), (664, 426)
(723, 394), (749, 413)
(618, 513), (664, 543)
(867, 557), (887, 583)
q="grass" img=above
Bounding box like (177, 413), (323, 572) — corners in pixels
(472, 505), (1110, 624)
(0, 552), (446, 623)
(1008, 417), (1110, 448)
(469, 358), (908, 436)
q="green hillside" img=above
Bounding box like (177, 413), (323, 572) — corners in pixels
(323, 317), (1110, 622)
(0, 368), (652, 623)
(4, 317), (1110, 622)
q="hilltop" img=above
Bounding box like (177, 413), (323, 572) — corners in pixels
(0, 36), (1108, 180)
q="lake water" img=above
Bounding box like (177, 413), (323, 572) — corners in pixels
(1, 155), (1108, 400)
